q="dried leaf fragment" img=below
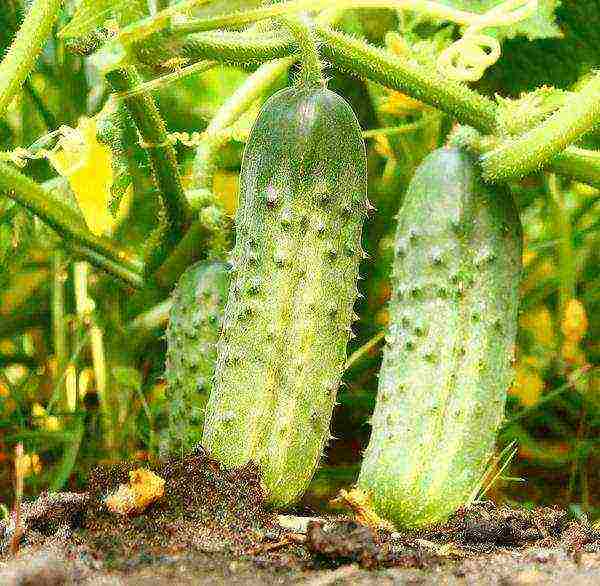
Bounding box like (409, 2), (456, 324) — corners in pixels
(330, 488), (395, 533)
(105, 468), (165, 515)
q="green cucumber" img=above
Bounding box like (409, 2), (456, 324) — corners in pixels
(164, 261), (229, 454)
(358, 147), (522, 528)
(202, 86), (368, 507)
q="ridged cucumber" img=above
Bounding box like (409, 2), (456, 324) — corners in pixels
(164, 261), (229, 454)
(358, 147), (522, 528)
(202, 86), (368, 507)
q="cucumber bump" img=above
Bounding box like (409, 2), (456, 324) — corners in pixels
(358, 147), (523, 528)
(202, 86), (368, 507)
(164, 261), (229, 454)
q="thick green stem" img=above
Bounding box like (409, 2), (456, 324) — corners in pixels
(453, 128), (600, 190)
(0, 0), (64, 118)
(145, 25), (600, 188)
(177, 31), (294, 64)
(281, 14), (324, 87)
(481, 74), (600, 182)
(317, 26), (498, 133)
(0, 160), (144, 287)
(106, 67), (191, 266)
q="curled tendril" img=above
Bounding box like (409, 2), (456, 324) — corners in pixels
(438, 34), (501, 82)
(437, 0), (538, 82)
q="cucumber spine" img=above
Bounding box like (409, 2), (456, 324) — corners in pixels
(202, 86), (368, 507)
(358, 147), (522, 528)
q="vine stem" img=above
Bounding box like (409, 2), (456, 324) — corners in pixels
(451, 128), (600, 190)
(318, 28), (600, 188)
(0, 0), (64, 119)
(317, 26), (498, 132)
(481, 73), (600, 182)
(281, 14), (324, 87)
(143, 26), (600, 188)
(0, 160), (145, 287)
(170, 0), (495, 35)
(106, 67), (192, 270)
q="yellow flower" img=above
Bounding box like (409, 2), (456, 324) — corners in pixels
(510, 364), (544, 407)
(561, 299), (588, 342)
(46, 116), (132, 236)
(379, 91), (425, 116)
(213, 170), (239, 217)
(0, 383), (16, 416)
(16, 453), (42, 477)
(373, 135), (394, 160)
(32, 402), (47, 420)
(44, 416), (61, 432)
(520, 305), (555, 349)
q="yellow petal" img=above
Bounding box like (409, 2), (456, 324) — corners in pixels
(510, 364), (544, 408)
(561, 299), (588, 342)
(47, 117), (132, 236)
(213, 170), (239, 217)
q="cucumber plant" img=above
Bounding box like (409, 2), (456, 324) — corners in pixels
(202, 85), (368, 507)
(358, 147), (523, 528)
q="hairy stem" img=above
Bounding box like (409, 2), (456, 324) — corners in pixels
(170, 0), (487, 35)
(0, 161), (144, 287)
(141, 23), (600, 188)
(318, 26), (497, 132)
(481, 74), (600, 182)
(106, 67), (191, 271)
(177, 31), (294, 64)
(280, 14), (324, 87)
(452, 128), (600, 190)
(0, 0), (64, 118)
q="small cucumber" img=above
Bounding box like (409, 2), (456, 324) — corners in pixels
(358, 147), (522, 528)
(202, 86), (368, 507)
(164, 261), (229, 454)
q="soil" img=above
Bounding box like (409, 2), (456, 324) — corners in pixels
(1, 447), (599, 585)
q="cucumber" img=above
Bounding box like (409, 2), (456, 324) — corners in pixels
(358, 147), (522, 528)
(164, 261), (229, 454)
(202, 86), (368, 507)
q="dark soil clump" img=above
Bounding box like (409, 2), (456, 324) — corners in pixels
(1, 451), (600, 584)
(82, 445), (278, 565)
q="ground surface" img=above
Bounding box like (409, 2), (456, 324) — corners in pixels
(1, 448), (599, 585)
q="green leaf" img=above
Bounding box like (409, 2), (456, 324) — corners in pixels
(434, 0), (562, 41)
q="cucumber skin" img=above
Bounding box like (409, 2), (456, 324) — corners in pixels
(358, 147), (522, 528)
(202, 86), (368, 507)
(164, 261), (229, 454)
